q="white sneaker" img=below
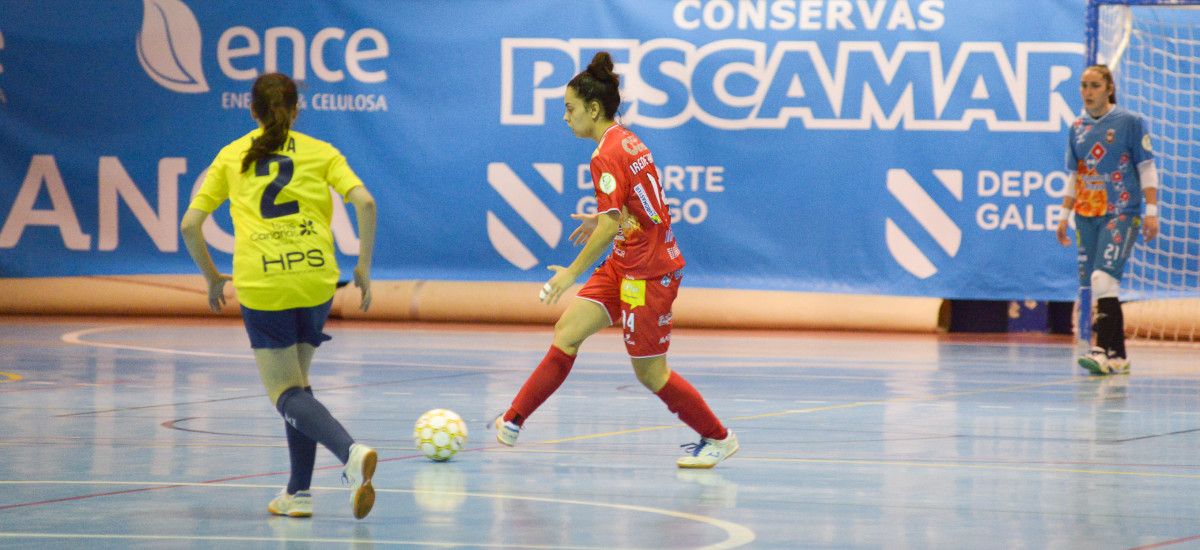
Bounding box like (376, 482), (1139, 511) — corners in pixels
(267, 489), (312, 518)
(1106, 356), (1130, 374)
(677, 430), (739, 469)
(493, 415), (520, 447)
(1077, 347), (1110, 376)
(343, 443), (377, 519)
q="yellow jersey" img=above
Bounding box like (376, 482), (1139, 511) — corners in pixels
(189, 129), (364, 310)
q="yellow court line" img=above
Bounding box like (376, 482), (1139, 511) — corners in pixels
(746, 456), (1200, 480)
(489, 448), (1200, 481)
(0, 372), (22, 383)
(542, 377), (1081, 444)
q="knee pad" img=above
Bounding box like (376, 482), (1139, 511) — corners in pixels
(1091, 271), (1120, 299)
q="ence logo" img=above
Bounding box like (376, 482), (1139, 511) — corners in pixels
(885, 169), (962, 279)
(486, 163), (564, 270)
(138, 0), (208, 93)
(135, 0), (390, 111)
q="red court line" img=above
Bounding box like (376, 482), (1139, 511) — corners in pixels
(1129, 534), (1200, 550)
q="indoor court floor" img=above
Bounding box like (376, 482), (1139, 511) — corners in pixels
(1, 316), (1198, 549)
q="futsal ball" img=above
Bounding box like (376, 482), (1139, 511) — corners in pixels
(413, 408), (468, 461)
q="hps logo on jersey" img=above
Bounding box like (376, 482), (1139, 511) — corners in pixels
(138, 0), (209, 94)
(885, 169), (962, 279)
(135, 0), (391, 111)
(487, 163), (564, 270)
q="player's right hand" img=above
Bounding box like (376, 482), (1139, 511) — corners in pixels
(206, 274), (232, 312)
(354, 264), (372, 312)
(539, 265), (575, 305)
(1055, 219), (1071, 247)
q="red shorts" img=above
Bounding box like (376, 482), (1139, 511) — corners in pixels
(576, 261), (682, 358)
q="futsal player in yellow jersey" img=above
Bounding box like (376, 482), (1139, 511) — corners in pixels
(181, 73), (379, 520)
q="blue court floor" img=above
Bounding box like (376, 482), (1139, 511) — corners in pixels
(0, 316), (1198, 549)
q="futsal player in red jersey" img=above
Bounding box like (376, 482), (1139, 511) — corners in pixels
(493, 52), (738, 468)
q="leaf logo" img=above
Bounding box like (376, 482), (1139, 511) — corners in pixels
(137, 0), (208, 93)
(885, 169), (962, 279)
(486, 163), (564, 270)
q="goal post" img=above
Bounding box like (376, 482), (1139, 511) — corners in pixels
(1086, 0), (1200, 343)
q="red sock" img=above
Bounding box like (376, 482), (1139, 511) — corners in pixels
(655, 371), (727, 440)
(504, 345), (576, 426)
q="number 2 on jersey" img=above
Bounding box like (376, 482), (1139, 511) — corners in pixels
(257, 154), (298, 219)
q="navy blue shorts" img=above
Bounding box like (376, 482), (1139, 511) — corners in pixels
(240, 299), (334, 349)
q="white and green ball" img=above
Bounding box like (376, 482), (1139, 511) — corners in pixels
(413, 409), (468, 461)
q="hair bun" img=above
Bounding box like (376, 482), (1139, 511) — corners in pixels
(586, 52), (616, 83)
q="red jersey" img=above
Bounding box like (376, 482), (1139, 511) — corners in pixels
(591, 125), (685, 279)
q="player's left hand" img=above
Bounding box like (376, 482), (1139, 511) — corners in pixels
(568, 213), (600, 246)
(1143, 215), (1159, 241)
(354, 264), (372, 312)
(206, 274), (232, 312)
(539, 266), (576, 305)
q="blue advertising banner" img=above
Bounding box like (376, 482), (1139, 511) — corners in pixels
(0, 0), (1095, 299)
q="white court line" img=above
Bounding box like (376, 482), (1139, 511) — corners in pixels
(0, 532), (602, 549)
(977, 405), (1012, 409)
(1044, 407), (1077, 412)
(60, 327), (516, 373)
(61, 326), (1094, 383)
(59, 326), (803, 379)
(1104, 409), (1142, 414)
(65, 324), (1155, 390)
(0, 480), (755, 550)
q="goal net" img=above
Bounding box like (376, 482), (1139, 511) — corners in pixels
(1089, 0), (1200, 342)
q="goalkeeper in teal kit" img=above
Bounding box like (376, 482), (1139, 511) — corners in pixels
(1054, 65), (1160, 375)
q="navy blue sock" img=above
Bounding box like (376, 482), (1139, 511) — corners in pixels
(1096, 297), (1124, 358)
(285, 387), (318, 495)
(276, 386), (354, 464)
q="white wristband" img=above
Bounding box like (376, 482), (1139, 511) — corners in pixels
(1145, 204), (1158, 217)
